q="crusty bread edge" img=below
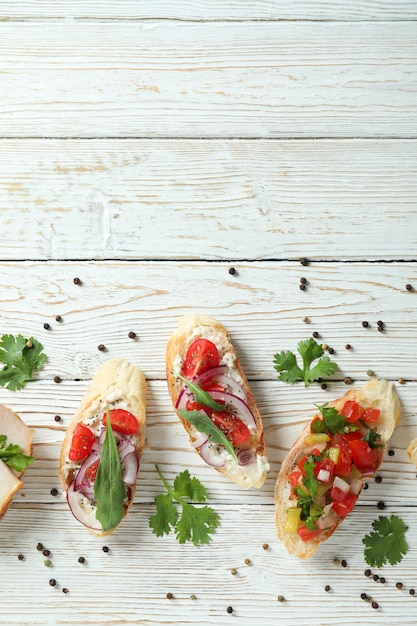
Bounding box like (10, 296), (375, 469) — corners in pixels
(166, 313), (268, 488)
(59, 358), (147, 537)
(275, 379), (401, 558)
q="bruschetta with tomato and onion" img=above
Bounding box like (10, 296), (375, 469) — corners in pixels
(59, 358), (146, 536)
(275, 379), (401, 558)
(166, 313), (269, 489)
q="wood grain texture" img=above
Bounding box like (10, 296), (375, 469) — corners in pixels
(1, 139), (416, 261)
(0, 22), (416, 138)
(2, 1), (417, 20)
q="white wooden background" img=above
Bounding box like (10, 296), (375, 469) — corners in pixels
(1, 2), (417, 625)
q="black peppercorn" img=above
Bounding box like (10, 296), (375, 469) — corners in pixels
(62, 588), (69, 594)
(320, 383), (328, 390)
(312, 331), (320, 338)
(344, 377), (353, 385)
(364, 483), (369, 489)
(299, 283), (306, 291)
(228, 267), (236, 275)
(410, 589), (415, 595)
(54, 376), (62, 383)
(377, 326), (384, 333)
(54, 415), (61, 422)
(362, 321), (369, 328)
(97, 344), (106, 352)
(406, 284), (413, 291)
(380, 577), (386, 584)
(375, 476), (382, 484)
(36, 542), (44, 551)
(128, 331), (136, 339)
(102, 546), (109, 553)
(345, 343), (352, 350)
(361, 592), (368, 600)
(341, 559), (347, 567)
(244, 558), (251, 565)
(55, 315), (63, 323)
(377, 320), (384, 327)
(43, 549), (51, 557)
(324, 585), (331, 592)
(73, 277), (82, 285)
(78, 556), (85, 564)
(49, 579), (56, 587)
(18, 553), (24, 561)
(43, 323), (51, 330)
(300, 277), (307, 285)
(328, 347), (335, 355)
(364, 569), (372, 577)
(226, 606), (233, 614)
(299, 257), (309, 266)
(166, 593), (173, 599)
(377, 501), (385, 510)
(262, 543), (268, 550)
(396, 582), (403, 589)
(388, 449), (395, 456)
(372, 601), (379, 609)
(373, 574), (380, 581)
(50, 488), (58, 496)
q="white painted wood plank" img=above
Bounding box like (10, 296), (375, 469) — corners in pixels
(0, 260), (415, 379)
(1, 139), (416, 261)
(1, 22), (416, 138)
(2, 1), (417, 21)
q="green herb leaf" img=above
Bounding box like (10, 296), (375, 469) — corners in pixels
(179, 409), (238, 462)
(0, 434), (34, 472)
(94, 406), (126, 533)
(149, 466), (220, 546)
(179, 375), (226, 412)
(315, 403), (358, 436)
(0, 334), (47, 390)
(359, 419), (383, 448)
(363, 515), (409, 567)
(273, 338), (338, 387)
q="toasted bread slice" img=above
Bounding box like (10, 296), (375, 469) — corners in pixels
(59, 358), (146, 536)
(275, 379), (401, 558)
(166, 313), (269, 488)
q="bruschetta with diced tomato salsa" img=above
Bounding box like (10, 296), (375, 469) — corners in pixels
(275, 379), (401, 558)
(59, 358), (146, 536)
(166, 313), (269, 489)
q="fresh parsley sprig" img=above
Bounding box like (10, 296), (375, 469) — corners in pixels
(273, 338), (338, 387)
(363, 515), (409, 567)
(312, 403), (358, 436)
(94, 406), (126, 532)
(0, 434), (34, 472)
(0, 334), (47, 390)
(179, 409), (238, 462)
(149, 465), (220, 546)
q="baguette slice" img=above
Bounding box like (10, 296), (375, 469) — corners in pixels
(166, 313), (269, 488)
(406, 438), (417, 468)
(59, 358), (146, 536)
(275, 379), (401, 558)
(0, 405), (34, 520)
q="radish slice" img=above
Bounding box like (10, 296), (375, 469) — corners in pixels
(207, 390), (256, 429)
(122, 451), (139, 484)
(199, 441), (226, 467)
(66, 482), (102, 532)
(237, 449), (256, 466)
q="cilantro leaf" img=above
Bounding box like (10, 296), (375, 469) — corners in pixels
(0, 435), (34, 472)
(362, 515), (409, 567)
(149, 466), (220, 546)
(179, 409), (238, 462)
(315, 403), (358, 436)
(0, 334), (47, 390)
(273, 338), (338, 387)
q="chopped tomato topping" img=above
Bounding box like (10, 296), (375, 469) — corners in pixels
(332, 493), (358, 517)
(314, 458), (336, 483)
(343, 431), (363, 442)
(349, 439), (379, 472)
(297, 525), (321, 541)
(68, 423), (95, 461)
(298, 448), (321, 476)
(330, 485), (349, 502)
(210, 411), (250, 446)
(361, 407), (381, 425)
(102, 408), (139, 435)
(288, 470), (302, 486)
(340, 400), (362, 423)
(331, 434), (352, 477)
(183, 339), (219, 379)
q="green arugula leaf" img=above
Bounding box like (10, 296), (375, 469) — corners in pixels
(0, 434), (34, 472)
(149, 466), (220, 546)
(363, 515), (409, 567)
(273, 338), (338, 387)
(179, 409), (238, 462)
(179, 375), (226, 412)
(94, 406), (127, 533)
(0, 334), (47, 390)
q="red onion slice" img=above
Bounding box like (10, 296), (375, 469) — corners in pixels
(207, 390), (256, 428)
(74, 451), (101, 492)
(209, 374), (247, 401)
(66, 481), (102, 532)
(192, 365), (228, 385)
(237, 449), (256, 466)
(122, 451), (139, 484)
(192, 432), (209, 449)
(199, 441), (226, 467)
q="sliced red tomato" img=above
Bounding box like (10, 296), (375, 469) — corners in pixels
(183, 339), (219, 379)
(314, 458), (336, 483)
(102, 408), (139, 435)
(340, 400), (362, 423)
(200, 381), (226, 393)
(349, 439), (379, 472)
(185, 399), (206, 412)
(332, 493), (358, 517)
(85, 459), (100, 483)
(288, 470), (302, 486)
(211, 410), (250, 446)
(297, 525), (321, 541)
(69, 423), (95, 461)
(362, 407), (380, 425)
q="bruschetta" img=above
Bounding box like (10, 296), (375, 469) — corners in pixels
(59, 358), (146, 536)
(275, 379), (401, 558)
(166, 313), (269, 488)
(0, 404), (34, 521)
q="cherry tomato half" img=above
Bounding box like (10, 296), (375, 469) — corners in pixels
(210, 410), (250, 446)
(68, 423), (95, 461)
(102, 408), (139, 435)
(183, 339), (219, 379)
